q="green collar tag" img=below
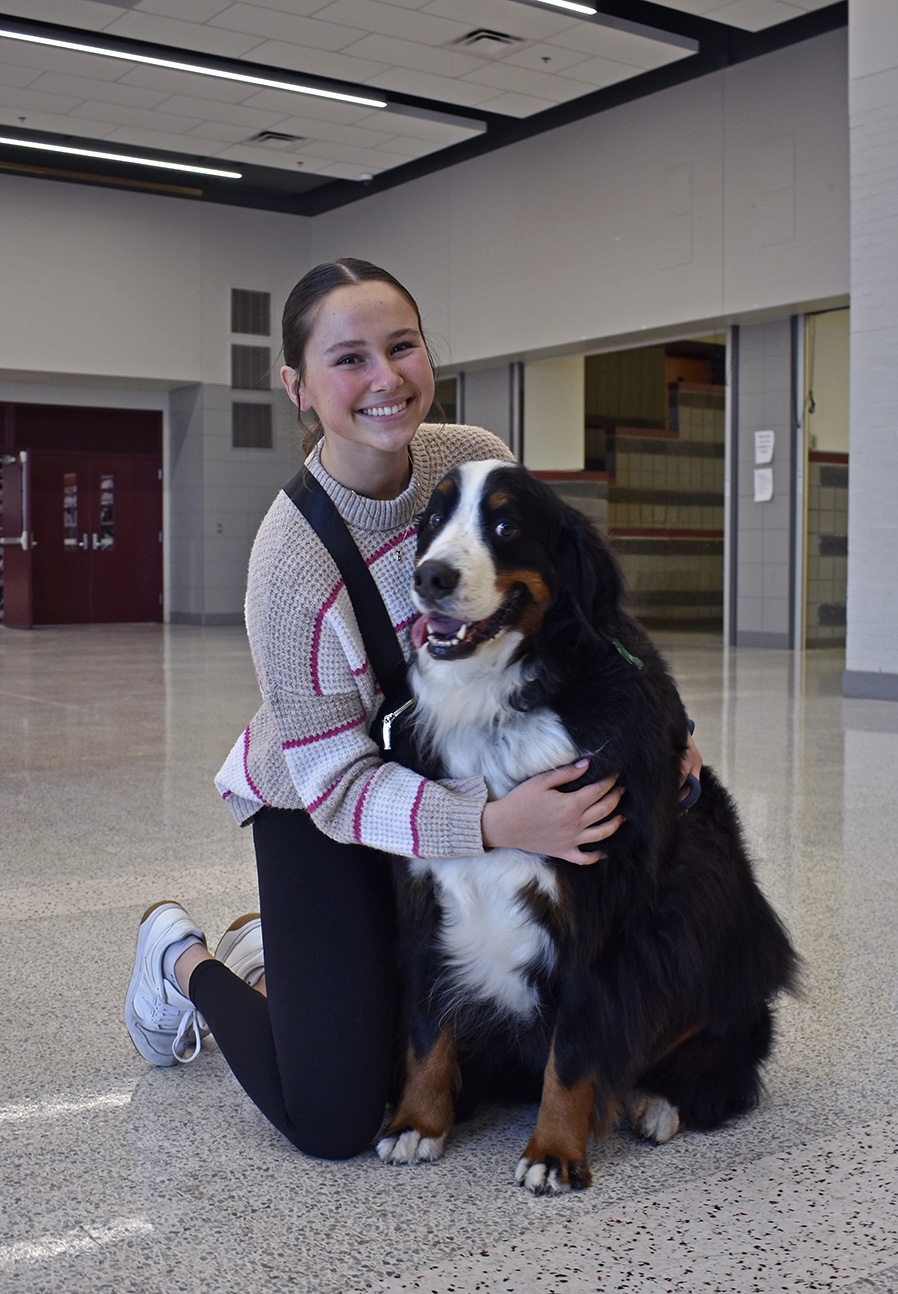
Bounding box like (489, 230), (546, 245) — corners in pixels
(612, 638), (644, 670)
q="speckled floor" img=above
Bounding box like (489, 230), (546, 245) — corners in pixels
(1, 624), (896, 1294)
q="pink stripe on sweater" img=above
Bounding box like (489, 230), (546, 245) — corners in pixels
(282, 713), (366, 750)
(307, 779), (339, 815)
(409, 777), (427, 859)
(243, 726), (271, 806)
(353, 770), (379, 843)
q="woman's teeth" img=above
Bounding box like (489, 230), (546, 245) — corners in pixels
(362, 400), (408, 417)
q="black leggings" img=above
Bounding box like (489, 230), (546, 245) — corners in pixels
(188, 807), (399, 1160)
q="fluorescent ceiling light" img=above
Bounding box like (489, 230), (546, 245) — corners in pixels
(524, 0), (598, 13)
(0, 27), (387, 109)
(0, 135), (243, 179)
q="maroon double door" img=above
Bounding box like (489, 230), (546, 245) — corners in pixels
(2, 404), (163, 627)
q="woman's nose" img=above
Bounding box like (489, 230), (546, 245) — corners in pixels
(371, 354), (402, 390)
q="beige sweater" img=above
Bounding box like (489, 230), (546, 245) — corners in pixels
(215, 423), (515, 859)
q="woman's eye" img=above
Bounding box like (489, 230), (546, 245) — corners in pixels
(494, 520), (519, 540)
(336, 353), (360, 366)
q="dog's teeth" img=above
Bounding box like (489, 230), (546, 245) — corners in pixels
(456, 624), (468, 640)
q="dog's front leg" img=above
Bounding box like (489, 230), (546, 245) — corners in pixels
(376, 1025), (459, 1166)
(515, 1044), (601, 1195)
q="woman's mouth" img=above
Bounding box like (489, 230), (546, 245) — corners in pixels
(358, 397), (412, 418)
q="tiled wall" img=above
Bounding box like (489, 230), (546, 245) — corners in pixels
(608, 387), (725, 629)
(806, 456), (848, 645)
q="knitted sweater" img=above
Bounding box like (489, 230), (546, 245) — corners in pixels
(215, 423), (515, 859)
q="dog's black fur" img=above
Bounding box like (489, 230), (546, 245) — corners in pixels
(377, 461), (799, 1193)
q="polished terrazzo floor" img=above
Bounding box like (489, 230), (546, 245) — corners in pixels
(1, 623), (896, 1294)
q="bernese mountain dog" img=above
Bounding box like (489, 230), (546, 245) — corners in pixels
(376, 459), (799, 1195)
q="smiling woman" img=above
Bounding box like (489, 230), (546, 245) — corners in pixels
(124, 257), (630, 1167)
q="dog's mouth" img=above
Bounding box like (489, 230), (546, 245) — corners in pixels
(412, 589), (525, 660)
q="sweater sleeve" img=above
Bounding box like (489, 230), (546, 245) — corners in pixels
(238, 496), (489, 860)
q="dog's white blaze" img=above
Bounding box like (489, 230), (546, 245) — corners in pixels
(414, 460), (510, 624)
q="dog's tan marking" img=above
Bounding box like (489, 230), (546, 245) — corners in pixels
(517, 1046), (604, 1192)
(385, 1027), (460, 1142)
(494, 568), (552, 638)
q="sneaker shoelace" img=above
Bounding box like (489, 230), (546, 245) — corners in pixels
(147, 996), (204, 1063)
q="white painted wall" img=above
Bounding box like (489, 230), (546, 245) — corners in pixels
(845, 0), (898, 693)
(523, 357), (584, 472)
(311, 30), (849, 370)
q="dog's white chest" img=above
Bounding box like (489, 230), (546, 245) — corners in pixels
(411, 852), (558, 1019)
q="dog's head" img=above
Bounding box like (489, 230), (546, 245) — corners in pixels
(411, 459), (625, 665)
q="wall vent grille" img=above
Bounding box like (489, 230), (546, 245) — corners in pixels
(231, 344), (271, 391)
(232, 402), (273, 450)
(231, 288), (270, 336)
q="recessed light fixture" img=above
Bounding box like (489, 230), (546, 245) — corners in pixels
(520, 0), (598, 14)
(0, 27), (388, 109)
(0, 135), (243, 179)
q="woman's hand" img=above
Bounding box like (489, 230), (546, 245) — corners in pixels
(678, 730), (703, 806)
(481, 760), (625, 866)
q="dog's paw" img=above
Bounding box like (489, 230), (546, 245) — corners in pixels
(625, 1091), (681, 1144)
(376, 1127), (447, 1165)
(514, 1154), (591, 1195)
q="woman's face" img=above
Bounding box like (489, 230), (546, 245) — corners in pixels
(282, 281), (435, 481)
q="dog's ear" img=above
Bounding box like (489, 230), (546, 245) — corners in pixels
(553, 506), (625, 629)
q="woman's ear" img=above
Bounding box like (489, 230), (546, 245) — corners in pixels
(280, 365), (302, 408)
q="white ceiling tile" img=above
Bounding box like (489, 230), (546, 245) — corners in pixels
(383, 131), (466, 157)
(104, 12), (266, 60)
(136, 0), (232, 20)
(73, 99), (204, 131)
(243, 40), (391, 84)
(102, 123), (232, 154)
(185, 118), (262, 144)
(239, 87), (376, 122)
(0, 42), (136, 83)
(557, 55), (654, 91)
(0, 62), (44, 90)
(214, 140), (325, 171)
(356, 105), (482, 142)
(28, 71), (175, 109)
(216, 0), (326, 15)
(0, 84), (89, 115)
(363, 65), (507, 109)
(158, 92), (302, 129)
(314, 0), (473, 46)
(707, 0), (805, 29)
(118, 65), (265, 101)
(301, 137), (404, 167)
(461, 60), (598, 104)
(258, 112), (395, 147)
(0, 106), (119, 137)
(421, 0), (572, 41)
(0, 1), (128, 30)
(647, 0), (726, 15)
(341, 34), (485, 77)
(501, 43), (593, 75)
(209, 4), (366, 50)
(307, 159), (378, 179)
(470, 89), (556, 118)
(548, 19), (693, 62)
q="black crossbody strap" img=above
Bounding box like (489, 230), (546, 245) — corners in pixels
(283, 468), (408, 698)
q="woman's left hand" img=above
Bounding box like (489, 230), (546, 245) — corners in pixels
(679, 729), (703, 805)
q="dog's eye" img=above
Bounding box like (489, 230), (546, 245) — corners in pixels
(427, 512), (444, 531)
(494, 520), (519, 540)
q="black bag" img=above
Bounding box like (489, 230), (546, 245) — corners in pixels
(283, 469), (419, 767)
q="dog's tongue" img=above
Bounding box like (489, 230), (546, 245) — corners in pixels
(411, 614), (465, 648)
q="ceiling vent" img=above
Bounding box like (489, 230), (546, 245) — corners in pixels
(247, 131), (306, 150)
(452, 29), (525, 59)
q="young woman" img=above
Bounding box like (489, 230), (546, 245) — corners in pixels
(125, 258), (675, 1161)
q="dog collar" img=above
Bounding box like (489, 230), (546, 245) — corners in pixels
(611, 638), (644, 670)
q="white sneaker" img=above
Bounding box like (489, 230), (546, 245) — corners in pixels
(125, 901), (208, 1067)
(215, 913), (264, 988)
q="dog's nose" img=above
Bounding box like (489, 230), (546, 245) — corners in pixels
(414, 559), (460, 602)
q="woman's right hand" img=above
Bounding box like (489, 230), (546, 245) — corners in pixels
(480, 760), (625, 866)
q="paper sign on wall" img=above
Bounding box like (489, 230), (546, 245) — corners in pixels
(754, 467), (774, 502)
(754, 430), (775, 464)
